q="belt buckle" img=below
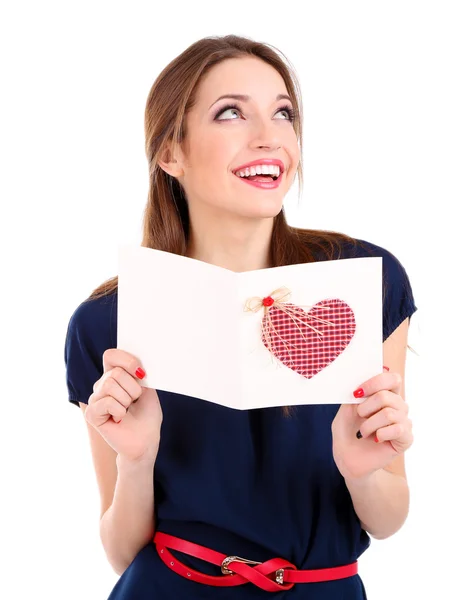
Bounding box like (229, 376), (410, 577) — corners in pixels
(221, 555), (285, 584)
(275, 568), (285, 584)
(221, 555), (261, 575)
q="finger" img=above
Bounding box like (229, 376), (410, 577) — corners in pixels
(85, 396), (127, 426)
(103, 348), (147, 381)
(352, 371), (402, 399)
(359, 406), (404, 439)
(103, 367), (143, 406)
(357, 390), (408, 419)
(91, 375), (135, 410)
(374, 422), (411, 445)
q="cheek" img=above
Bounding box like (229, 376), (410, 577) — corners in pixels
(187, 155), (230, 202)
(194, 134), (232, 174)
(289, 137), (301, 166)
(195, 142), (239, 188)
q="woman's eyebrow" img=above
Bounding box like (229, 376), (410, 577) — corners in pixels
(208, 93), (292, 110)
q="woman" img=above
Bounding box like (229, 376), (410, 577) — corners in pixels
(64, 34), (417, 599)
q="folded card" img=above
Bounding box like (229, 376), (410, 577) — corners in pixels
(117, 245), (382, 410)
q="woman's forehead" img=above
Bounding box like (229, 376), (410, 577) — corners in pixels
(196, 58), (287, 104)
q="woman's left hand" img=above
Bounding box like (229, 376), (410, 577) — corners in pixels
(331, 368), (413, 481)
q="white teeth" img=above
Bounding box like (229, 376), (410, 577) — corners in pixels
(235, 164), (281, 178)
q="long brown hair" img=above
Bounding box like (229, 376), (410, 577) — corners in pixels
(88, 34), (364, 416)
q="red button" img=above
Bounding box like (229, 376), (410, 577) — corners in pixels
(262, 296), (274, 307)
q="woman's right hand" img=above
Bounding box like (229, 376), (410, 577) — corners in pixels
(84, 349), (163, 463)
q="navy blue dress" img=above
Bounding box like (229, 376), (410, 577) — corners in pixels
(64, 238), (417, 599)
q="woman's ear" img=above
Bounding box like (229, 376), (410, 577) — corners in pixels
(157, 141), (185, 178)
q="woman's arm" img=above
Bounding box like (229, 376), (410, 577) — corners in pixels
(345, 467), (409, 539)
(345, 318), (412, 539)
(99, 453), (156, 575)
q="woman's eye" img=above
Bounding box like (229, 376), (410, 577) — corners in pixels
(217, 108), (240, 120)
(215, 106), (294, 121)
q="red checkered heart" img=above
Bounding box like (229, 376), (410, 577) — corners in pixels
(262, 298), (356, 379)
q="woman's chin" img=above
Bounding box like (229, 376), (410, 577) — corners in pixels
(234, 198), (284, 220)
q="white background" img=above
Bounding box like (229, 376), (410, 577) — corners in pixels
(1, 1), (474, 598)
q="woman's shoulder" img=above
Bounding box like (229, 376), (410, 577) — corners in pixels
(315, 234), (411, 280)
(64, 291), (118, 406)
(66, 290), (118, 352)
(339, 236), (414, 288)
(328, 235), (401, 261)
(307, 229), (401, 263)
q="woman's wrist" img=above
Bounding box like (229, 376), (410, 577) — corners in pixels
(116, 449), (158, 471)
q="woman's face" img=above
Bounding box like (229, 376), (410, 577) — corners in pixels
(170, 57), (300, 221)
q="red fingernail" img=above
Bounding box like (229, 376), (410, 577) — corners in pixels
(374, 434), (379, 443)
(135, 367), (146, 379)
(117, 419), (122, 424)
(383, 366), (390, 371)
(353, 388), (365, 398)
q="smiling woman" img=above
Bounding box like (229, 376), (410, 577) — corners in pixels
(155, 55), (304, 252)
(64, 34), (417, 600)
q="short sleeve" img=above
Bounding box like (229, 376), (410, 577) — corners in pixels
(381, 247), (417, 341)
(64, 293), (117, 407)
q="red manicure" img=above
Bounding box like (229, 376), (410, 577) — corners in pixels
(374, 434), (379, 443)
(353, 388), (365, 398)
(135, 367), (146, 379)
(383, 366), (390, 371)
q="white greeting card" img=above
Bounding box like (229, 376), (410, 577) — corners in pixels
(117, 245), (382, 409)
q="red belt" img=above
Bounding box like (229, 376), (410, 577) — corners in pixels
(154, 532), (358, 592)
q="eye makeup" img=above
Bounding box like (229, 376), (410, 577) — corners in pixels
(213, 103), (296, 123)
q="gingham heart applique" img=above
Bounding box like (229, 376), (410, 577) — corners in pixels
(262, 298), (356, 379)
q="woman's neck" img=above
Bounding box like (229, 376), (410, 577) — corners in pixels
(185, 214), (274, 273)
